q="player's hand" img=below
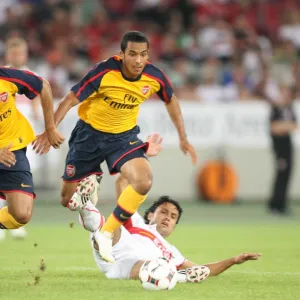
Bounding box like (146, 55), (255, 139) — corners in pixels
(146, 133), (163, 157)
(32, 131), (51, 155)
(180, 139), (197, 165)
(46, 127), (65, 149)
(233, 253), (261, 264)
(0, 144), (16, 167)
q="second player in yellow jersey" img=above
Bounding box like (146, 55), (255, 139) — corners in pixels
(0, 67), (64, 231)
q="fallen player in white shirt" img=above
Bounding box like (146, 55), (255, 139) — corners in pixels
(69, 133), (261, 282)
(90, 196), (261, 282)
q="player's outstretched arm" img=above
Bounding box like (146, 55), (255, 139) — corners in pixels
(165, 95), (197, 165)
(40, 79), (65, 148)
(33, 90), (79, 154)
(179, 252), (261, 277)
(54, 91), (80, 127)
(202, 253), (261, 276)
(33, 79), (65, 154)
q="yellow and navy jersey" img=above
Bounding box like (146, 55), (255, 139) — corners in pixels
(71, 56), (173, 133)
(0, 67), (43, 151)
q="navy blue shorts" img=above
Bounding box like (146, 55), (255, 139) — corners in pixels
(62, 120), (149, 182)
(0, 147), (34, 199)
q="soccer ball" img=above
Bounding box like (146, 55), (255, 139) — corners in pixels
(139, 257), (177, 291)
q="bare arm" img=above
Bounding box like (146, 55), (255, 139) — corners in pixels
(39, 79), (56, 131)
(203, 257), (236, 276)
(32, 88), (78, 154)
(165, 95), (187, 141)
(31, 96), (40, 121)
(271, 121), (298, 135)
(165, 95), (197, 165)
(179, 252), (261, 277)
(39, 79), (64, 148)
(54, 91), (80, 127)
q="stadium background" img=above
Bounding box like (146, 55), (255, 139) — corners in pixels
(1, 1), (300, 299)
(1, 0), (300, 202)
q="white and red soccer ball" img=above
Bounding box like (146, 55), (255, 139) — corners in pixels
(139, 257), (177, 291)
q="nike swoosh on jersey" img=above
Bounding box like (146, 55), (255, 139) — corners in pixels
(129, 141), (139, 145)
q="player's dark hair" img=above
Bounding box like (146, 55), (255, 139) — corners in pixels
(120, 31), (149, 52)
(144, 196), (183, 225)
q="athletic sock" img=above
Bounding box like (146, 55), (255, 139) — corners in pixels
(0, 207), (24, 229)
(100, 185), (147, 234)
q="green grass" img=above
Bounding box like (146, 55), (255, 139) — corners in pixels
(1, 202), (300, 300)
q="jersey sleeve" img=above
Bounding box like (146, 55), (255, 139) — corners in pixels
(71, 61), (110, 102)
(0, 68), (43, 99)
(123, 212), (145, 230)
(144, 65), (174, 102)
(156, 70), (173, 102)
(170, 245), (186, 269)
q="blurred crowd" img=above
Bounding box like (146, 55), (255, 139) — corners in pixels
(1, 0), (300, 103)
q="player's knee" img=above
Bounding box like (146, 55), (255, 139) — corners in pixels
(60, 191), (70, 207)
(11, 209), (32, 225)
(132, 174), (152, 195)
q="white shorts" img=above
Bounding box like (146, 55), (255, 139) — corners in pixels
(92, 227), (144, 279)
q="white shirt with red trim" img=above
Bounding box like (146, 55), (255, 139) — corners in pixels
(122, 213), (186, 269)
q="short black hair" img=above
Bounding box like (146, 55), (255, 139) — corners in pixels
(120, 31), (149, 52)
(144, 196), (183, 225)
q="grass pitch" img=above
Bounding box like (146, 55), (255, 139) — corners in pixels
(1, 201), (300, 300)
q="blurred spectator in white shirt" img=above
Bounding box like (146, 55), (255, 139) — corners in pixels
(279, 8), (300, 50)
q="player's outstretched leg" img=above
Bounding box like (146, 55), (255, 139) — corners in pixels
(63, 174), (103, 232)
(68, 174), (116, 263)
(61, 174), (103, 232)
(95, 158), (152, 263)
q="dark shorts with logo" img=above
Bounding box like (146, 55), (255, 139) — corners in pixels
(62, 120), (149, 182)
(0, 147), (34, 199)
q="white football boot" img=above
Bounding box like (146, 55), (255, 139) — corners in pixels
(93, 230), (115, 263)
(0, 230), (6, 241)
(78, 204), (106, 232)
(11, 227), (28, 239)
(67, 174), (114, 263)
(67, 175), (102, 211)
(0, 227), (28, 241)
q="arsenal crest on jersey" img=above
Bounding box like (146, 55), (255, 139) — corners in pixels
(141, 85), (150, 95)
(0, 92), (8, 103)
(66, 165), (75, 177)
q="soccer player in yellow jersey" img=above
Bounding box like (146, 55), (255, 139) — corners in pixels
(34, 31), (197, 263)
(0, 67), (64, 231)
(0, 37), (39, 240)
